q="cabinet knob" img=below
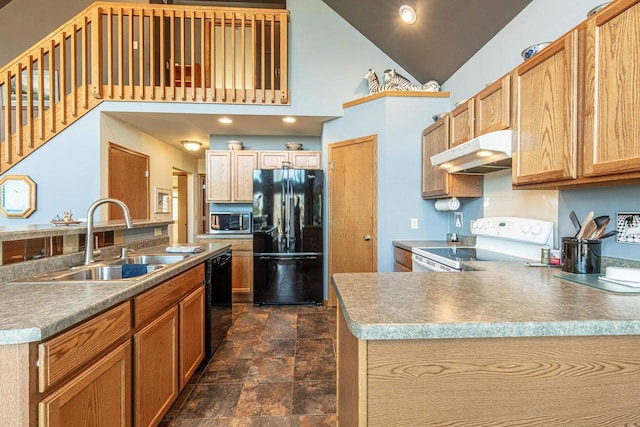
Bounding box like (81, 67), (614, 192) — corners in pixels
(363, 235), (372, 241)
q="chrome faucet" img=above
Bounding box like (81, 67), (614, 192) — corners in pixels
(84, 198), (133, 265)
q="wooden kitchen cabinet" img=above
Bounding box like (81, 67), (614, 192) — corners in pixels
(421, 116), (482, 199)
(198, 237), (253, 296)
(393, 246), (412, 272)
(582, 0), (640, 179)
(38, 302), (132, 427)
(512, 31), (578, 186)
(133, 264), (205, 427)
(205, 150), (258, 203)
(449, 98), (474, 147)
(258, 150), (322, 169)
(179, 285), (205, 391)
(475, 74), (510, 136)
(39, 341), (132, 427)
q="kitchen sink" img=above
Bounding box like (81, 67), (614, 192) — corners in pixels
(110, 254), (192, 265)
(11, 264), (165, 283)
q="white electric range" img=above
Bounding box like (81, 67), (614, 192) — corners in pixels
(412, 217), (554, 272)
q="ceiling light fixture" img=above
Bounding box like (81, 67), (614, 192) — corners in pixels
(399, 5), (417, 25)
(181, 140), (203, 151)
(282, 117), (296, 123)
(218, 118), (233, 124)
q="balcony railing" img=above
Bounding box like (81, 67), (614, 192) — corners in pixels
(0, 2), (290, 173)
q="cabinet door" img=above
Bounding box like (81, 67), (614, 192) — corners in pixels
(232, 249), (254, 294)
(450, 99), (474, 147)
(206, 151), (232, 202)
(259, 151), (290, 169)
(422, 118), (450, 198)
(291, 151), (321, 169)
(179, 285), (205, 391)
(39, 341), (131, 427)
(134, 307), (178, 427)
(583, 1), (640, 177)
(475, 74), (510, 136)
(513, 31), (578, 186)
(233, 151), (258, 202)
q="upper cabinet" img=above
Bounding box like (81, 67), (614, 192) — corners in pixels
(475, 74), (511, 136)
(206, 150), (258, 203)
(259, 151), (321, 170)
(582, 0), (640, 178)
(422, 116), (482, 199)
(449, 99), (474, 147)
(512, 31), (579, 186)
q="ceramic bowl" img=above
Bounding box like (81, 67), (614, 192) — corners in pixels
(454, 99), (468, 108)
(285, 142), (302, 150)
(587, 2), (610, 17)
(432, 112), (448, 122)
(521, 42), (552, 61)
(227, 140), (244, 150)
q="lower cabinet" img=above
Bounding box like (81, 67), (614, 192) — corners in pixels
(133, 264), (205, 427)
(393, 246), (412, 272)
(38, 341), (132, 427)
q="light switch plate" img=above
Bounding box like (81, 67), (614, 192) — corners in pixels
(410, 218), (418, 229)
(454, 212), (463, 228)
(616, 212), (640, 244)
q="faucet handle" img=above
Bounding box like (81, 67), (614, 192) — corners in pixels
(120, 247), (134, 258)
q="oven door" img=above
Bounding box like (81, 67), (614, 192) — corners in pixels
(412, 254), (460, 272)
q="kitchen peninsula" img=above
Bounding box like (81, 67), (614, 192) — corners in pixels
(334, 263), (640, 425)
(0, 220), (231, 426)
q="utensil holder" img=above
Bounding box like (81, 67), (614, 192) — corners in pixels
(561, 237), (601, 274)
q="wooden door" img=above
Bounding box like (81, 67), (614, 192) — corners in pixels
(38, 342), (131, 427)
(206, 151), (231, 202)
(450, 99), (474, 147)
(328, 135), (377, 306)
(198, 174), (207, 234)
(134, 306), (178, 427)
(233, 151), (258, 202)
(422, 117), (450, 198)
(475, 74), (511, 136)
(583, 0), (640, 177)
(173, 171), (188, 243)
(513, 31), (578, 186)
(108, 143), (149, 220)
(179, 285), (205, 391)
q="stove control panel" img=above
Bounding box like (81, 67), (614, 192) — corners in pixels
(471, 217), (554, 245)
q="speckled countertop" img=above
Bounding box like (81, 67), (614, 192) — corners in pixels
(0, 243), (230, 345)
(334, 256), (640, 341)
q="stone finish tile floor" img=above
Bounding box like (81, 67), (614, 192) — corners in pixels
(160, 304), (338, 427)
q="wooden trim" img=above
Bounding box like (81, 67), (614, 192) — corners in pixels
(343, 90), (450, 109)
(0, 342), (37, 427)
(337, 304), (367, 427)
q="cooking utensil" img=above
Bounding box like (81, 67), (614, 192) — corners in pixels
(575, 211), (594, 239)
(600, 230), (617, 239)
(581, 220), (598, 241)
(592, 217), (611, 239)
(569, 211), (581, 233)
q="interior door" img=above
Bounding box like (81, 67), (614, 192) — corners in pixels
(173, 170), (188, 243)
(328, 135), (377, 306)
(108, 143), (149, 220)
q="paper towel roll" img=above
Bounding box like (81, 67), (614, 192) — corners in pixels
(434, 197), (460, 211)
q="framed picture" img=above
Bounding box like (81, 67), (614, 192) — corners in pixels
(155, 187), (172, 214)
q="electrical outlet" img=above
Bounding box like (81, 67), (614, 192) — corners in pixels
(454, 212), (463, 228)
(154, 227), (162, 236)
(411, 218), (418, 229)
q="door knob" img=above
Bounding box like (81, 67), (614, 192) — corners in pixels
(363, 235), (371, 241)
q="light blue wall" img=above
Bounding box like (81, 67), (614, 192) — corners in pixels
(559, 186), (640, 261)
(0, 108), (102, 226)
(323, 95), (451, 272)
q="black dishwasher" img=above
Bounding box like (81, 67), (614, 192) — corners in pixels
(204, 250), (232, 359)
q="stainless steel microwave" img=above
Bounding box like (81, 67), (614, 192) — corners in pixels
(210, 212), (252, 234)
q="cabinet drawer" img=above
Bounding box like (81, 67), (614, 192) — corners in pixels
(394, 247), (412, 270)
(38, 302), (131, 393)
(134, 264), (204, 327)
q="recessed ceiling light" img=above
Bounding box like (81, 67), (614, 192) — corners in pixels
(219, 118), (232, 124)
(399, 5), (416, 25)
(282, 117), (296, 123)
(181, 140), (203, 151)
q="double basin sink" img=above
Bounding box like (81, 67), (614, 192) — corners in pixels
(12, 254), (192, 283)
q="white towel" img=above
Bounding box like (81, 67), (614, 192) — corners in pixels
(166, 245), (204, 253)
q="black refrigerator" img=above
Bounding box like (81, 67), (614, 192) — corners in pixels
(253, 168), (324, 305)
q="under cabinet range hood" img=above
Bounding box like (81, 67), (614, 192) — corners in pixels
(430, 130), (514, 174)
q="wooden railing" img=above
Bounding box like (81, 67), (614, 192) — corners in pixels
(0, 2), (289, 173)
